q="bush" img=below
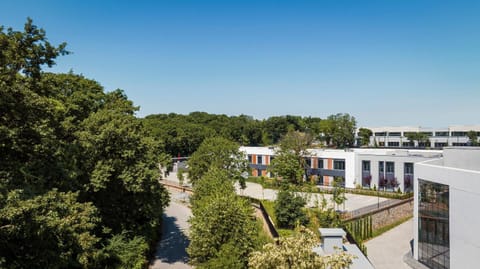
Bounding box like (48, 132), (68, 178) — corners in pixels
(274, 189), (307, 229)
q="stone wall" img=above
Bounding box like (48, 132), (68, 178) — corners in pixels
(371, 199), (413, 230)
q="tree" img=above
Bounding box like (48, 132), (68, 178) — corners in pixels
(188, 137), (248, 186)
(188, 177), (258, 267)
(405, 132), (429, 147)
(467, 130), (479, 146)
(0, 190), (100, 269)
(274, 189), (307, 229)
(358, 128), (373, 147)
(269, 130), (312, 184)
(249, 227), (355, 269)
(332, 177), (347, 212)
(319, 114), (356, 148)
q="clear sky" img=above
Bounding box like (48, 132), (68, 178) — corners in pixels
(2, 0), (479, 127)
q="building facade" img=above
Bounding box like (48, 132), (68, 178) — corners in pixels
(240, 146), (441, 192)
(357, 125), (480, 148)
(413, 147), (480, 269)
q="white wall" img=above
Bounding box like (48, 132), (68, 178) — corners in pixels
(414, 157), (480, 267)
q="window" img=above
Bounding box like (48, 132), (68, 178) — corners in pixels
(305, 158), (312, 167)
(418, 179), (450, 269)
(389, 132), (401, 136)
(374, 132), (386, 136)
(257, 156), (263, 164)
(318, 159), (324, 169)
(403, 142), (414, 147)
(420, 132), (433, 136)
(379, 161), (384, 173)
(452, 142), (467, 146)
(434, 142), (448, 148)
(451, 131), (466, 137)
(388, 141), (400, 147)
(362, 160), (370, 172)
(404, 163), (413, 174)
(248, 155), (252, 163)
(333, 159), (345, 170)
(435, 131), (449, 137)
(386, 162), (395, 173)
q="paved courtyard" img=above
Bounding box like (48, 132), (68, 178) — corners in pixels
(365, 219), (413, 269)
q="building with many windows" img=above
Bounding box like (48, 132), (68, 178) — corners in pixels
(413, 147), (480, 269)
(240, 146), (441, 192)
(356, 125), (480, 148)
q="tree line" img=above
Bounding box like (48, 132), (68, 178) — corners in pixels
(143, 112), (358, 157)
(0, 20), (170, 268)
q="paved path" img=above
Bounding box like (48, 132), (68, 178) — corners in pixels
(150, 194), (192, 269)
(365, 219), (413, 269)
(236, 181), (391, 212)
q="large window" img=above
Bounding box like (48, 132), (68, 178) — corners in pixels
(418, 179), (450, 269)
(333, 159), (345, 170)
(318, 158), (324, 169)
(362, 160), (370, 172)
(389, 132), (401, 136)
(386, 162), (395, 173)
(248, 155), (252, 163)
(435, 131), (449, 137)
(404, 163), (414, 191)
(451, 131), (466, 137)
(375, 132), (386, 137)
(257, 155), (263, 164)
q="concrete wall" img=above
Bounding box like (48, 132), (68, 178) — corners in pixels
(414, 156), (480, 267)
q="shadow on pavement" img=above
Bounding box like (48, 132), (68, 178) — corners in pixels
(150, 214), (190, 265)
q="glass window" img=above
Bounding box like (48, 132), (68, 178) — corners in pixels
(451, 131), (466, 137)
(435, 131), (449, 137)
(318, 158), (324, 169)
(404, 163), (414, 174)
(389, 132), (401, 136)
(374, 132), (387, 136)
(333, 159), (345, 170)
(248, 155), (252, 163)
(386, 162), (395, 173)
(257, 155), (263, 164)
(362, 160), (370, 172)
(418, 179), (450, 269)
(388, 141), (400, 147)
(379, 161), (384, 173)
(421, 132), (433, 136)
(305, 158), (312, 167)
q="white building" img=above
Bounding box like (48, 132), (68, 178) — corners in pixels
(413, 147), (480, 269)
(240, 146), (441, 192)
(357, 125), (480, 148)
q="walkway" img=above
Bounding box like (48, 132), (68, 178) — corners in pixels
(365, 219), (413, 269)
(149, 193), (192, 269)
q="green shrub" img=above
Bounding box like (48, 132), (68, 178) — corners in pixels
(274, 189), (307, 229)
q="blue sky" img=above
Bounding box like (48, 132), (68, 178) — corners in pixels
(2, 0), (479, 127)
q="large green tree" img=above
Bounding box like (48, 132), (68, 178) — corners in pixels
(358, 128), (373, 147)
(467, 130), (479, 146)
(188, 167), (259, 268)
(320, 113), (356, 148)
(269, 130), (312, 184)
(0, 20), (170, 268)
(274, 188), (307, 229)
(188, 136), (248, 186)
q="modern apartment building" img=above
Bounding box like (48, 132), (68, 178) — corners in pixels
(413, 147), (480, 269)
(240, 146), (441, 192)
(356, 125), (480, 148)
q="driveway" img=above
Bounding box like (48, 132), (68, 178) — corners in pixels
(365, 219), (413, 269)
(149, 194), (192, 269)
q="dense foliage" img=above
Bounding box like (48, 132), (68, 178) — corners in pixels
(274, 189), (307, 229)
(187, 136), (249, 186)
(188, 167), (259, 268)
(142, 112), (357, 157)
(0, 20), (169, 268)
(269, 130), (312, 184)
